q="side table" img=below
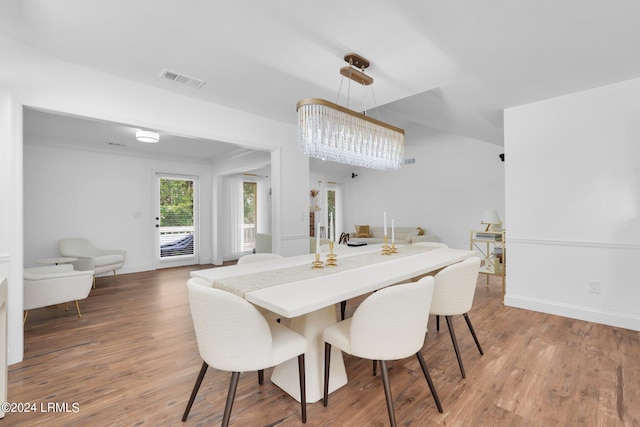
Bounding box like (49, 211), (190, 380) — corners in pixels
(34, 257), (78, 265)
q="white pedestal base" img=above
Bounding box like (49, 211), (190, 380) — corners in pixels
(271, 305), (347, 403)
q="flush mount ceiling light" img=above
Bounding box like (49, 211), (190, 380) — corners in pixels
(297, 53), (404, 170)
(136, 130), (159, 143)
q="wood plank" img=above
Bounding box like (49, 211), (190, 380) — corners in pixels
(5, 266), (639, 426)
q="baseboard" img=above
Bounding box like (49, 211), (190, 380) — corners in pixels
(505, 294), (640, 332)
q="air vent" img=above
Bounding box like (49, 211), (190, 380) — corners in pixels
(159, 69), (206, 89)
(403, 158), (416, 165)
(106, 141), (126, 147)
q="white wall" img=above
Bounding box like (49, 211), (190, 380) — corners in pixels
(0, 34), (309, 363)
(504, 77), (640, 331)
(342, 126), (505, 250)
(23, 144), (213, 271)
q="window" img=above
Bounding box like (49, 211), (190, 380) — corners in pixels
(243, 181), (257, 252)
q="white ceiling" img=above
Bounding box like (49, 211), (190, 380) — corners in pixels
(5, 0), (640, 167)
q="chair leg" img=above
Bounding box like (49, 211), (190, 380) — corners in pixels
(65, 302), (69, 311)
(340, 300), (346, 320)
(463, 313), (484, 355)
(379, 360), (397, 427)
(258, 370), (264, 385)
(372, 360), (377, 376)
(182, 361), (209, 422)
(445, 315), (466, 378)
(23, 311), (28, 324)
(323, 342), (331, 407)
(74, 301), (82, 318)
(298, 354), (307, 423)
(436, 315), (440, 331)
(92, 275), (96, 289)
(222, 372), (240, 427)
(113, 270), (119, 283)
(416, 352), (443, 413)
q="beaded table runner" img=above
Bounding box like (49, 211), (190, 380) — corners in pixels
(212, 244), (435, 297)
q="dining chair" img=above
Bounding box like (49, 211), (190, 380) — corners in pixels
(322, 278), (443, 427)
(182, 278), (308, 426)
(237, 253), (283, 264)
(237, 253), (284, 323)
(431, 256), (483, 379)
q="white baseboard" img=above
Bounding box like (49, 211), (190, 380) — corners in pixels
(505, 294), (640, 331)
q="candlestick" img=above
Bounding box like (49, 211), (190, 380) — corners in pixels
(315, 221), (320, 254)
(326, 241), (337, 266)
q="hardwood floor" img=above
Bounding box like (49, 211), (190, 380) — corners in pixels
(7, 265), (639, 426)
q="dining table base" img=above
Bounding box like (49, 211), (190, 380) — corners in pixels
(271, 305), (347, 403)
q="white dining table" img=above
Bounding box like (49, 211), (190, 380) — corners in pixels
(190, 243), (475, 403)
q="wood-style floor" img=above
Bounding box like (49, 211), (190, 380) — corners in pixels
(7, 264), (640, 426)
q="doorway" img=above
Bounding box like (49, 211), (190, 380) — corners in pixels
(156, 174), (199, 267)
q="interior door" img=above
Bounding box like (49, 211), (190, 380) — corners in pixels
(155, 174), (199, 268)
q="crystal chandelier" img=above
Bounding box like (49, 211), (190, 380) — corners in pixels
(297, 53), (404, 170)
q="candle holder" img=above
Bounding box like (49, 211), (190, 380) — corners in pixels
(311, 253), (324, 269)
(326, 241), (338, 267)
(391, 241), (398, 254)
(382, 235), (392, 255)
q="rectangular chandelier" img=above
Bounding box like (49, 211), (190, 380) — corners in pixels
(296, 53), (405, 171)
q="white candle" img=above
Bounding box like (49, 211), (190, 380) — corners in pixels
(330, 215), (334, 241)
(316, 221), (321, 254)
(391, 219), (395, 244)
(383, 212), (387, 236)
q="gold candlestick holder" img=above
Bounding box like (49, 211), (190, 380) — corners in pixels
(391, 241), (398, 253)
(311, 253), (324, 269)
(326, 241), (338, 267)
(382, 235), (392, 255)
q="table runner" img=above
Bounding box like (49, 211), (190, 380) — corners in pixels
(212, 244), (436, 297)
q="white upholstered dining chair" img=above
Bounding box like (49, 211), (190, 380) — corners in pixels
(431, 256), (483, 379)
(236, 253), (284, 322)
(182, 278), (308, 426)
(322, 278), (443, 427)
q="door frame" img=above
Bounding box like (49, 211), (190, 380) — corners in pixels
(154, 172), (200, 269)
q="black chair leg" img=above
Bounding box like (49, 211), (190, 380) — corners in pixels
(445, 315), (466, 378)
(379, 360), (397, 427)
(372, 359), (377, 376)
(323, 342), (332, 407)
(463, 313), (484, 355)
(416, 352), (443, 413)
(340, 300), (346, 320)
(436, 315), (440, 331)
(258, 369), (264, 385)
(222, 372), (240, 427)
(298, 354), (307, 423)
(182, 361), (208, 422)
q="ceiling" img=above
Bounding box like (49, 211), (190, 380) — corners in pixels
(5, 0), (640, 169)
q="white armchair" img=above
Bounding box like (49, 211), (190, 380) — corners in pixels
(23, 264), (94, 323)
(58, 238), (126, 287)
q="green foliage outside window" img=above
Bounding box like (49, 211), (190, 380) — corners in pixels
(244, 182), (257, 224)
(160, 179), (194, 227)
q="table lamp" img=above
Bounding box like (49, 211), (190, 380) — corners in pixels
(481, 209), (502, 232)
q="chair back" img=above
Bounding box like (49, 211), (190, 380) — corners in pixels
(59, 238), (97, 257)
(349, 278), (435, 360)
(237, 253), (283, 264)
(187, 278), (273, 371)
(430, 257), (481, 316)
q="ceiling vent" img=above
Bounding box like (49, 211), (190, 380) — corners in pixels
(159, 69), (206, 89)
(403, 158), (416, 165)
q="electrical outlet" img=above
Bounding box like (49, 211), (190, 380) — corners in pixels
(588, 280), (601, 294)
